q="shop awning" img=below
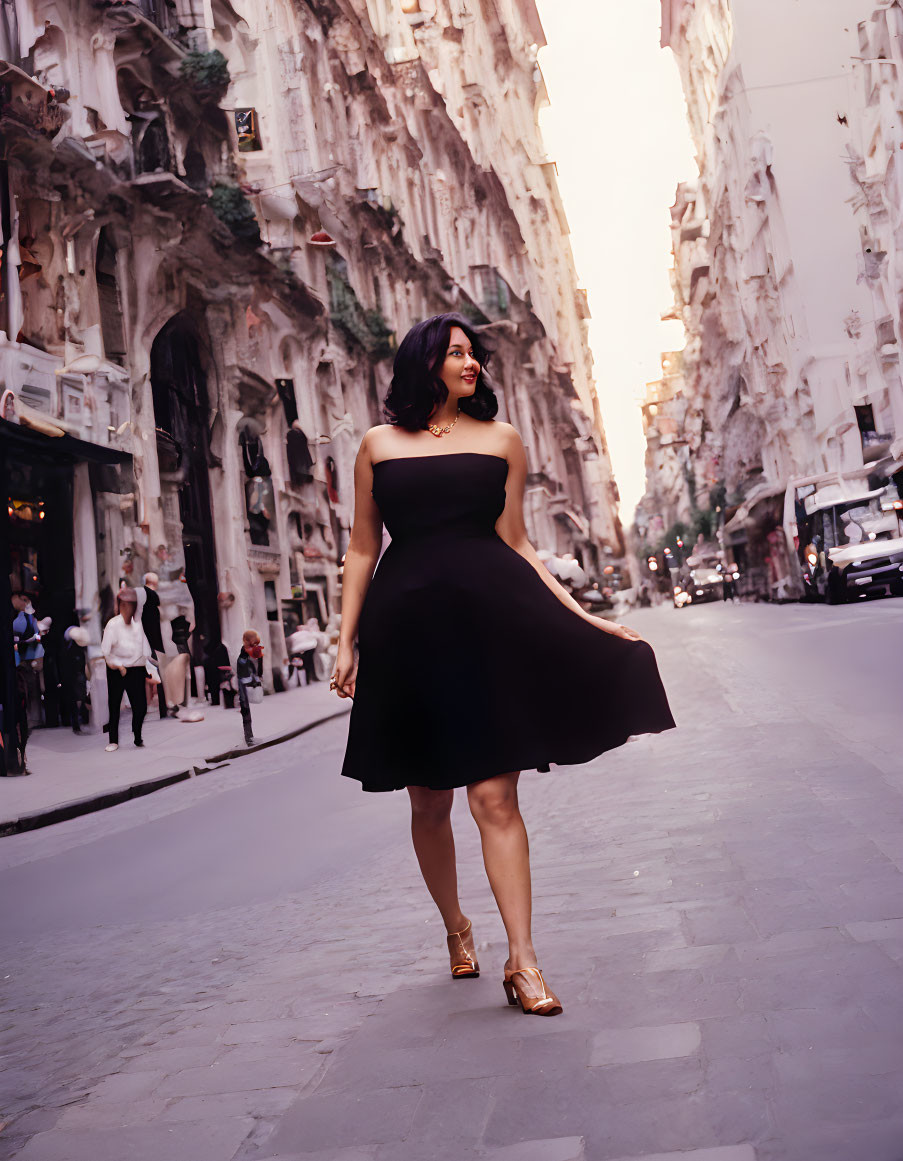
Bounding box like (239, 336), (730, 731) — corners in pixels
(0, 418), (132, 467)
(553, 507), (590, 538)
(722, 479), (786, 534)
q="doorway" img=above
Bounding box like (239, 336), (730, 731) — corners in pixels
(150, 316), (221, 656)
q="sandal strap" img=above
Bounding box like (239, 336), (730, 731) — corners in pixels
(510, 967), (548, 995)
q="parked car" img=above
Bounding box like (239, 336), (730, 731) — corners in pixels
(671, 567), (723, 607)
(785, 474), (903, 603)
(688, 567), (723, 604)
(828, 538), (903, 603)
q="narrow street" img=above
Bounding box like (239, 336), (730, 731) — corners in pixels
(2, 600), (903, 1161)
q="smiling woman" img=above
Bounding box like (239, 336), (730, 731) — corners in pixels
(381, 311), (497, 432)
(327, 312), (676, 1021)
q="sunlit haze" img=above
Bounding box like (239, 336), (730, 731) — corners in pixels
(536, 0), (695, 523)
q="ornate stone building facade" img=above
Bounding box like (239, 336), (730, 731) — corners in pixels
(635, 350), (692, 552)
(845, 1), (903, 460)
(0, 0), (619, 713)
(644, 0), (903, 597)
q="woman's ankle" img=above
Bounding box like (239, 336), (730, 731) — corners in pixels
(443, 910), (469, 935)
(505, 944), (538, 971)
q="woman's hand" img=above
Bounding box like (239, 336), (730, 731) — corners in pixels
(330, 641), (358, 699)
(590, 617), (645, 643)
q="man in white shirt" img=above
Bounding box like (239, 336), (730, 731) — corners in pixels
(101, 587), (153, 752)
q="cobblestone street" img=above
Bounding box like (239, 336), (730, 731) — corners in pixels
(2, 601), (902, 1161)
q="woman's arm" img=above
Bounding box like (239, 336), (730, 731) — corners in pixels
(333, 432), (385, 696)
(494, 425), (642, 642)
(101, 619), (126, 672)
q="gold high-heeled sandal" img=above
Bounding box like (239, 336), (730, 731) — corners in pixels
(503, 966), (562, 1016)
(447, 919), (480, 978)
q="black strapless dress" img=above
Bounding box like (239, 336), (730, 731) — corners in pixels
(340, 452), (675, 792)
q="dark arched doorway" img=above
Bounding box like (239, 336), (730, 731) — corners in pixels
(150, 316), (221, 655)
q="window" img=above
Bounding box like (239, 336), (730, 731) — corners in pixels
(96, 228), (126, 366)
(275, 378), (298, 425)
(264, 580), (279, 621)
(235, 108), (262, 152)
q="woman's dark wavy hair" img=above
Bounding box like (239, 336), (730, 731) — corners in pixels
(383, 312), (498, 431)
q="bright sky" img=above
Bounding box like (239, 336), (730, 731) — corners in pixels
(535, 0), (695, 522)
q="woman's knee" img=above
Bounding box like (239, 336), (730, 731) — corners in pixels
(408, 786), (454, 825)
(467, 774), (520, 828)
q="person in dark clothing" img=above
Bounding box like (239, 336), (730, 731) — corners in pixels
(169, 611), (192, 654)
(204, 639), (232, 707)
(140, 573), (167, 718)
(11, 592), (43, 728)
(170, 608), (202, 699)
(140, 572), (165, 653)
(236, 629), (264, 746)
(59, 626), (90, 733)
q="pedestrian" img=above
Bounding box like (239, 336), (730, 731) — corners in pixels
(203, 639), (232, 706)
(163, 605), (195, 711)
(11, 592), (44, 728)
(58, 626), (90, 734)
(333, 314), (676, 1017)
(169, 607), (192, 655)
(139, 572), (168, 719)
(286, 619), (318, 686)
(236, 629), (264, 746)
(101, 587), (154, 753)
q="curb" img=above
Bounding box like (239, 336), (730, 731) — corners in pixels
(0, 703), (352, 839)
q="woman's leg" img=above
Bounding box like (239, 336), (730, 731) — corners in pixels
(466, 772), (536, 971)
(125, 667), (147, 742)
(107, 668), (124, 745)
(407, 786), (467, 933)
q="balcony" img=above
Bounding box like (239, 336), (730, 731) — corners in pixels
(0, 63), (67, 138)
(326, 261), (395, 359)
(96, 0), (181, 40)
(0, 337), (130, 448)
(470, 265), (511, 321)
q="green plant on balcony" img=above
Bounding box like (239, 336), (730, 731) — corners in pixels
(457, 298), (489, 327)
(179, 49), (230, 101)
(363, 308), (396, 355)
(208, 183), (261, 245)
(327, 266), (395, 358)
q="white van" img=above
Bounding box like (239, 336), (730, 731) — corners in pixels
(783, 471), (903, 603)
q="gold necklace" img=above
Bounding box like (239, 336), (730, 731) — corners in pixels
(427, 411), (459, 438)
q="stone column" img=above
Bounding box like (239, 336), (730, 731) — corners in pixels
(73, 462), (106, 731)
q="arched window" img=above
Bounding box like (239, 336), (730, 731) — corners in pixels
(238, 419), (275, 547)
(286, 427), (314, 485)
(95, 228), (126, 365)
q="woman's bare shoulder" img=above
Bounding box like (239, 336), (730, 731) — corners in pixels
(487, 420), (524, 451)
(357, 425), (392, 458)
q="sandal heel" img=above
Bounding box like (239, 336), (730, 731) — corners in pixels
(502, 967), (563, 1016)
(447, 919), (480, 979)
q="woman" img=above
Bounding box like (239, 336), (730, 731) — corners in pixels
(236, 629), (264, 746)
(101, 587), (155, 753)
(332, 313), (675, 1016)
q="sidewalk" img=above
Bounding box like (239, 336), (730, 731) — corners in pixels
(0, 681), (350, 837)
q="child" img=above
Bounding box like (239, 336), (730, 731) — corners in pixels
(236, 629), (264, 746)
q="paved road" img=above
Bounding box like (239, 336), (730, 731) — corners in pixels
(1, 600), (902, 1160)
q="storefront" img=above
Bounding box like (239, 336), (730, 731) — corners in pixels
(721, 482), (790, 601)
(1, 418), (131, 767)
